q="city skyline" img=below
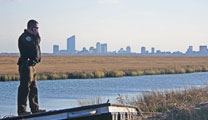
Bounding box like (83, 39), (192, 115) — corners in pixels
(0, 0), (208, 53)
(52, 35), (208, 56)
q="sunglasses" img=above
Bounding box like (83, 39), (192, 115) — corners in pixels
(34, 27), (39, 29)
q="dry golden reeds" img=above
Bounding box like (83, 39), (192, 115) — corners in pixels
(116, 86), (208, 120)
(1, 55), (208, 81)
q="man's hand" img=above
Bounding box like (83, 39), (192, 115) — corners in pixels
(32, 27), (39, 36)
(27, 27), (39, 36)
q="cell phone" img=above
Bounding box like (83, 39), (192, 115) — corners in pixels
(32, 27), (36, 32)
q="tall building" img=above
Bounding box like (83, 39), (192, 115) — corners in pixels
(151, 47), (155, 54)
(82, 47), (88, 52)
(126, 46), (131, 53)
(186, 46), (193, 54)
(53, 45), (59, 54)
(89, 46), (96, 54)
(67, 35), (75, 53)
(101, 43), (107, 53)
(141, 47), (146, 54)
(118, 48), (124, 54)
(96, 42), (101, 53)
(199, 45), (207, 53)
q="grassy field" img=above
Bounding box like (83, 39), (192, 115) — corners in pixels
(0, 55), (208, 81)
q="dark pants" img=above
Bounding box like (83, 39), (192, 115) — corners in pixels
(18, 63), (39, 115)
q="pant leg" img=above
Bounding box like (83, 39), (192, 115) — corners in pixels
(17, 64), (32, 114)
(29, 66), (39, 112)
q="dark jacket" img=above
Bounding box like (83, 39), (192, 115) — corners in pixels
(17, 30), (41, 66)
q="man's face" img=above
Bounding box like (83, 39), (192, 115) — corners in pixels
(32, 23), (39, 32)
(30, 23), (39, 34)
(28, 23), (39, 35)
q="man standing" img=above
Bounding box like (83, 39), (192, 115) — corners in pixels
(17, 19), (45, 115)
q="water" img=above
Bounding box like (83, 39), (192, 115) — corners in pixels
(0, 72), (208, 116)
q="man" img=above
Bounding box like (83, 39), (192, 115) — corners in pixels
(17, 19), (45, 115)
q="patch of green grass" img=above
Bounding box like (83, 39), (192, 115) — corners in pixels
(1, 65), (208, 81)
(106, 71), (125, 77)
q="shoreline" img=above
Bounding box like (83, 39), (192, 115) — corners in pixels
(1, 65), (208, 81)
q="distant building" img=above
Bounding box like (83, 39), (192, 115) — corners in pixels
(82, 47), (88, 52)
(172, 51), (183, 55)
(156, 50), (161, 54)
(186, 46), (193, 54)
(67, 35), (75, 53)
(141, 47), (146, 54)
(53, 45), (59, 54)
(59, 50), (68, 55)
(89, 46), (96, 54)
(79, 47), (88, 54)
(96, 42), (101, 53)
(151, 47), (155, 54)
(146, 51), (149, 54)
(126, 46), (131, 53)
(118, 48), (124, 54)
(101, 43), (107, 54)
(199, 45), (207, 53)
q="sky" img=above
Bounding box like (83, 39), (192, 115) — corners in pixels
(0, 0), (208, 53)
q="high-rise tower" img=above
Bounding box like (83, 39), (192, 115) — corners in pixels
(126, 46), (131, 53)
(141, 47), (146, 54)
(67, 35), (75, 53)
(53, 45), (59, 54)
(101, 43), (107, 53)
(96, 42), (101, 53)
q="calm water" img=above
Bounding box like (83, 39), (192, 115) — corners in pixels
(0, 72), (208, 116)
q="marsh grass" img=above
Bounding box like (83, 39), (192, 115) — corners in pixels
(76, 86), (208, 119)
(0, 75), (19, 81)
(1, 55), (208, 81)
(1, 65), (208, 81)
(115, 86), (208, 120)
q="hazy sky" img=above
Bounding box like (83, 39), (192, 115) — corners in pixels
(0, 0), (208, 53)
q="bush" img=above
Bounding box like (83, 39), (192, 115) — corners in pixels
(93, 71), (105, 78)
(136, 70), (144, 76)
(175, 68), (186, 74)
(48, 74), (60, 80)
(39, 75), (48, 80)
(194, 66), (203, 72)
(202, 66), (208, 72)
(144, 69), (157, 75)
(1, 75), (9, 81)
(158, 69), (166, 74)
(80, 73), (88, 79)
(165, 106), (208, 120)
(0, 75), (2, 81)
(106, 71), (125, 77)
(130, 71), (138, 76)
(68, 73), (77, 79)
(60, 73), (68, 79)
(15, 75), (20, 81)
(86, 73), (94, 78)
(166, 68), (176, 74)
(185, 67), (195, 73)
